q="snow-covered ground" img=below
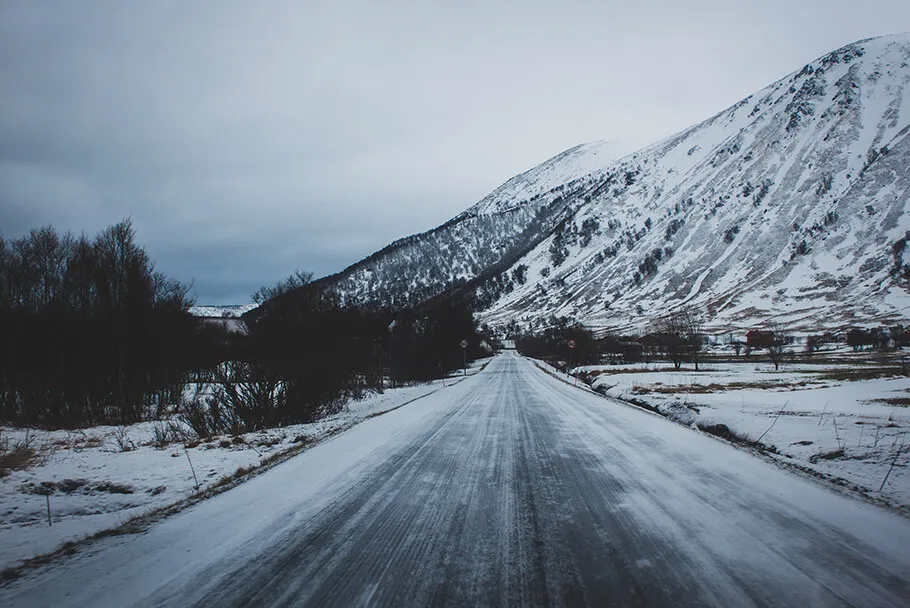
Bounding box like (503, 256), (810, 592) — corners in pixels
(0, 361), (488, 573)
(579, 360), (910, 508)
(188, 304), (257, 318)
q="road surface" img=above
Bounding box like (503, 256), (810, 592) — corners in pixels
(2, 352), (910, 607)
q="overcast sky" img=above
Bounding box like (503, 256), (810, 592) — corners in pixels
(2, 1), (910, 304)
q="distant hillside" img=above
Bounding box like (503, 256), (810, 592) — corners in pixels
(310, 141), (624, 310)
(313, 34), (910, 334)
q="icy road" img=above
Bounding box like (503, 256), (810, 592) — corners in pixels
(3, 352), (910, 607)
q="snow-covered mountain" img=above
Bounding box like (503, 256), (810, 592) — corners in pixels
(321, 34), (910, 334)
(313, 140), (623, 309)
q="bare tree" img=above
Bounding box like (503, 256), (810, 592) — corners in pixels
(654, 306), (704, 370)
(683, 308), (705, 371)
(767, 323), (790, 371)
(251, 270), (314, 305)
(652, 316), (684, 370)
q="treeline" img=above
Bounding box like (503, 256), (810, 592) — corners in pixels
(190, 287), (389, 434)
(0, 222), (196, 427)
(513, 318), (910, 373)
(515, 322), (599, 368)
(1, 221), (484, 432)
(187, 283), (483, 436)
(387, 300), (480, 384)
(844, 326), (910, 351)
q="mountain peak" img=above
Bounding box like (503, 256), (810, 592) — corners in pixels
(317, 35), (910, 334)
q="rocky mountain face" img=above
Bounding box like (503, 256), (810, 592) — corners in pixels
(319, 34), (910, 334)
(313, 140), (621, 310)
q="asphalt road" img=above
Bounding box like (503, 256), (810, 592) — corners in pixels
(3, 352), (910, 607)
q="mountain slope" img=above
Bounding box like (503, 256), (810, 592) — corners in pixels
(314, 141), (623, 309)
(317, 34), (910, 333)
(479, 34), (910, 333)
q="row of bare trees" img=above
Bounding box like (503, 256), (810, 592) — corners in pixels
(1, 221), (487, 433)
(627, 309), (793, 369)
(652, 307), (704, 370)
(515, 320), (598, 368)
(0, 221), (196, 427)
(181, 280), (485, 437)
(514, 307), (800, 371)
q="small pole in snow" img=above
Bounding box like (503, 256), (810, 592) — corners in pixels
(437, 356), (447, 387)
(879, 434), (905, 492)
(574, 350), (581, 387)
(567, 339), (577, 379)
(460, 340), (469, 377)
(46, 494), (52, 526)
(184, 444), (200, 491)
(757, 401), (788, 445)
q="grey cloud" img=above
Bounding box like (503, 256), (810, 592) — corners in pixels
(2, 1), (909, 303)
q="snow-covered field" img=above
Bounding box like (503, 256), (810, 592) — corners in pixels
(188, 304), (257, 318)
(579, 359), (910, 508)
(0, 362), (487, 573)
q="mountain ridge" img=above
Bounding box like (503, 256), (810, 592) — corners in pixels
(310, 33), (910, 334)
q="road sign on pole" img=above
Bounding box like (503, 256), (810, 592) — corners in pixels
(460, 340), (468, 376)
(566, 340), (576, 377)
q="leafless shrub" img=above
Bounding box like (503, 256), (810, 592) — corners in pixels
(179, 362), (286, 438)
(869, 397), (910, 407)
(809, 449), (845, 463)
(20, 478), (132, 495)
(767, 323), (791, 371)
(0, 430), (53, 476)
(65, 430), (105, 451)
(210, 465), (254, 491)
(93, 481), (135, 494)
(110, 426), (135, 453)
(696, 422), (779, 453)
(149, 421), (185, 448)
(652, 306), (705, 370)
(180, 391), (214, 440)
(19, 481), (56, 495)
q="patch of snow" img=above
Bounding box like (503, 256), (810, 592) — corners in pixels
(582, 360), (910, 506)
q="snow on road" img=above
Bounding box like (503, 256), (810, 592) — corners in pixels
(2, 352), (910, 607)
